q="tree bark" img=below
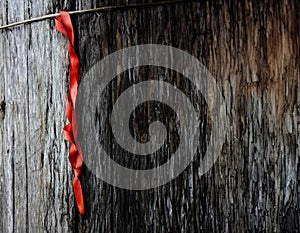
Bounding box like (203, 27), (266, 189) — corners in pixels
(0, 0), (299, 232)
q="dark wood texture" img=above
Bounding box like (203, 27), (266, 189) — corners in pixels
(0, 0), (299, 232)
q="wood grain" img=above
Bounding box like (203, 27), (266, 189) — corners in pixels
(0, 0), (299, 232)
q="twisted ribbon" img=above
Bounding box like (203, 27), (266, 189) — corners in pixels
(55, 11), (84, 215)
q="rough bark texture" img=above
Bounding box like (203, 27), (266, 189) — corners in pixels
(0, 0), (299, 232)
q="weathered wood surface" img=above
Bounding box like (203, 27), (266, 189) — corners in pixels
(0, 0), (299, 232)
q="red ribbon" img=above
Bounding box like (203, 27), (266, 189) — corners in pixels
(55, 11), (84, 215)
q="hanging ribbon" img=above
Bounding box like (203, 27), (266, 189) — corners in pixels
(55, 11), (85, 215)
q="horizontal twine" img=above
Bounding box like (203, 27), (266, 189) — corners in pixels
(0, 0), (190, 30)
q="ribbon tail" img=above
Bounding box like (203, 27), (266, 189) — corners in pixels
(73, 176), (85, 215)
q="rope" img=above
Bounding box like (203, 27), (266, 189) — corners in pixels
(0, 0), (189, 30)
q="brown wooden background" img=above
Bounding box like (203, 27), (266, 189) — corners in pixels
(0, 0), (299, 232)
